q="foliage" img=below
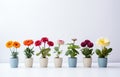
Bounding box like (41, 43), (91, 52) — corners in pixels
(35, 37), (54, 58)
(23, 39), (34, 58)
(24, 47), (34, 58)
(65, 39), (80, 58)
(95, 37), (112, 58)
(80, 40), (94, 58)
(5, 40), (21, 58)
(96, 47), (112, 58)
(54, 40), (64, 58)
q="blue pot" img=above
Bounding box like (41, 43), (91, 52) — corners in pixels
(68, 57), (77, 68)
(98, 58), (107, 68)
(10, 58), (19, 68)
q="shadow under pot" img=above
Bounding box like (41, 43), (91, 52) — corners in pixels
(68, 57), (77, 68)
(10, 58), (19, 68)
(98, 58), (107, 68)
(40, 58), (48, 68)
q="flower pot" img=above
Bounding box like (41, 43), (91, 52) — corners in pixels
(10, 58), (18, 68)
(83, 58), (92, 67)
(68, 57), (77, 68)
(98, 58), (107, 68)
(54, 57), (63, 68)
(40, 58), (48, 68)
(25, 58), (33, 68)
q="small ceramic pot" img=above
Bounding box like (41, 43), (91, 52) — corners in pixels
(98, 58), (107, 68)
(40, 58), (48, 68)
(83, 58), (92, 67)
(10, 58), (18, 68)
(25, 58), (33, 68)
(54, 57), (63, 68)
(68, 57), (77, 68)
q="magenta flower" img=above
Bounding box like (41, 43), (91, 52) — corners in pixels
(35, 40), (41, 46)
(41, 37), (48, 43)
(47, 41), (54, 46)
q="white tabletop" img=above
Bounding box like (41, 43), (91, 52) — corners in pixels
(0, 63), (120, 77)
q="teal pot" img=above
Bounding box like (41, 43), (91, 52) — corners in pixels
(68, 57), (77, 68)
(98, 58), (107, 68)
(10, 58), (19, 68)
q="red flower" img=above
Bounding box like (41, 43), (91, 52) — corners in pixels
(47, 41), (54, 46)
(23, 39), (34, 46)
(35, 40), (41, 46)
(41, 37), (49, 43)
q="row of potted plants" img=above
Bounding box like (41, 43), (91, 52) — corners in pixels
(5, 37), (112, 68)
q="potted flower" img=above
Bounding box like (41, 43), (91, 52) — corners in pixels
(95, 37), (112, 67)
(80, 40), (94, 67)
(5, 40), (21, 68)
(23, 39), (34, 68)
(35, 37), (54, 67)
(54, 40), (64, 68)
(65, 38), (80, 67)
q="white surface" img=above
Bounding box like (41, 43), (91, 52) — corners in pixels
(0, 0), (120, 62)
(0, 63), (120, 77)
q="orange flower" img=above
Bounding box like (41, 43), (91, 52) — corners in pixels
(6, 41), (13, 48)
(13, 41), (21, 48)
(23, 39), (34, 46)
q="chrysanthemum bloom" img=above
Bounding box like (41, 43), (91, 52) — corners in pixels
(13, 41), (21, 48)
(6, 41), (13, 48)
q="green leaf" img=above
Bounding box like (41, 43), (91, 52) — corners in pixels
(47, 53), (51, 56)
(65, 50), (71, 56)
(107, 48), (112, 53)
(54, 47), (59, 51)
(96, 49), (101, 56)
(36, 52), (41, 56)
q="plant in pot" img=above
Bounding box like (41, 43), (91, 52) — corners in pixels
(95, 37), (112, 68)
(5, 40), (21, 68)
(80, 40), (94, 67)
(54, 40), (64, 68)
(65, 38), (80, 68)
(23, 39), (34, 68)
(35, 37), (54, 68)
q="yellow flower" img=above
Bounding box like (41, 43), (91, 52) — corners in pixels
(5, 41), (13, 48)
(96, 37), (110, 47)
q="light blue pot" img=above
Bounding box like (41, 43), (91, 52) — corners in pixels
(68, 57), (77, 68)
(10, 58), (19, 68)
(98, 58), (107, 68)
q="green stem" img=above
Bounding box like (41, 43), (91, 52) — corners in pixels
(39, 46), (41, 50)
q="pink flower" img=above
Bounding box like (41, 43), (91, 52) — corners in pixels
(47, 41), (54, 46)
(41, 37), (48, 43)
(35, 40), (41, 46)
(57, 40), (64, 45)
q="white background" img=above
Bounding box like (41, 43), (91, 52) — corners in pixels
(0, 0), (120, 63)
